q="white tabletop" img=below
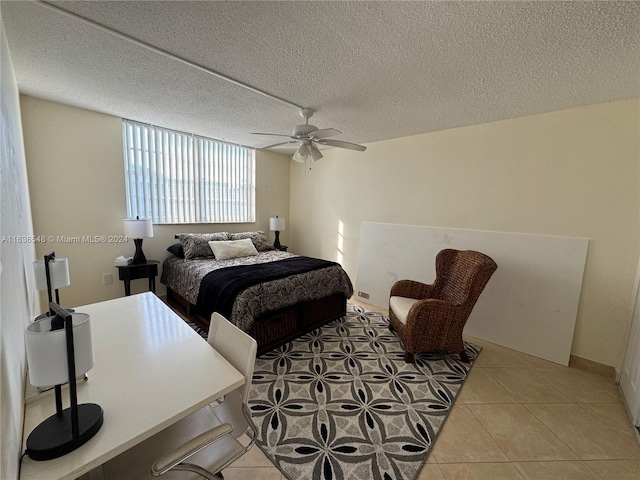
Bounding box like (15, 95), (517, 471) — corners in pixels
(20, 293), (245, 480)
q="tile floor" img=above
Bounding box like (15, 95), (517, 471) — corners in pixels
(219, 300), (640, 480)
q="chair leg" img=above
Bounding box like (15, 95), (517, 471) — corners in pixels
(459, 350), (470, 363)
(404, 351), (415, 363)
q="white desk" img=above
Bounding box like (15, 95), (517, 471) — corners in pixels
(20, 293), (245, 480)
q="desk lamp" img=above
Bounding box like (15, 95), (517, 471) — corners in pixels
(124, 217), (153, 264)
(269, 216), (285, 250)
(33, 251), (70, 319)
(24, 302), (103, 460)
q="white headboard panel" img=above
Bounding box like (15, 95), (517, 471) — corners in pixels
(355, 222), (588, 365)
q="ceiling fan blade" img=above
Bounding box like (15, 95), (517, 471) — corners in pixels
(317, 139), (367, 152)
(260, 141), (297, 149)
(310, 128), (341, 139)
(250, 132), (292, 138)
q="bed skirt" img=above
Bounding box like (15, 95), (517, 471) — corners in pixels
(165, 287), (347, 355)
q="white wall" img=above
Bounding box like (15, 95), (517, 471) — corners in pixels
(20, 95), (291, 308)
(0, 19), (37, 480)
(290, 99), (640, 368)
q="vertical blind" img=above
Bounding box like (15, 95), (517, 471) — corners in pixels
(123, 120), (255, 224)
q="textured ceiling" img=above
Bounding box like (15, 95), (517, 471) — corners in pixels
(2, 1), (639, 153)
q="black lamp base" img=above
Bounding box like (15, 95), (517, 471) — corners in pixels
(26, 403), (104, 461)
(131, 238), (147, 265)
(273, 231), (281, 250)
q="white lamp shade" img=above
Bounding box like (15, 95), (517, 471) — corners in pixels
(25, 313), (95, 387)
(123, 218), (153, 238)
(33, 258), (70, 291)
(292, 145), (309, 163)
(270, 217), (285, 231)
(309, 144), (323, 162)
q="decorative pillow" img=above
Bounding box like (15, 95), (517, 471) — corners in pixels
(166, 243), (184, 258)
(229, 231), (274, 252)
(177, 232), (230, 259)
(208, 238), (259, 261)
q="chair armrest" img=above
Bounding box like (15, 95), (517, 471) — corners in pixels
(390, 279), (434, 299)
(151, 423), (233, 476)
(405, 299), (462, 330)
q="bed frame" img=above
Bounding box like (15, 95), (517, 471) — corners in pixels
(165, 287), (348, 355)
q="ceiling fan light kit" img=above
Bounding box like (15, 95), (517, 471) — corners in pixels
(309, 144), (323, 161)
(292, 142), (323, 163)
(251, 108), (366, 163)
(292, 145), (308, 163)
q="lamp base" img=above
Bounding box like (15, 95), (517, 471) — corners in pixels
(26, 403), (104, 461)
(131, 238), (147, 265)
(273, 231), (281, 250)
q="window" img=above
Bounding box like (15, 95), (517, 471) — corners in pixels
(123, 120), (255, 224)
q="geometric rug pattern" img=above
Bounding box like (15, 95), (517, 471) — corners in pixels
(248, 303), (480, 480)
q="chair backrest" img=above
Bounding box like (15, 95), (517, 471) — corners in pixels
(432, 249), (497, 311)
(207, 312), (258, 404)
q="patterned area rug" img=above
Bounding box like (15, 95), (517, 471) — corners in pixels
(247, 303), (480, 480)
(184, 318), (208, 339)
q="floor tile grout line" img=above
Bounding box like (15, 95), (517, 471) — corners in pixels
(521, 402), (640, 463)
(444, 401), (514, 465)
(573, 402), (640, 441)
(512, 459), (607, 480)
(451, 359), (516, 465)
(465, 401), (583, 464)
(481, 366), (575, 403)
(581, 459), (607, 480)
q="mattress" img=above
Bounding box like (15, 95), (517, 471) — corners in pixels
(161, 251), (353, 331)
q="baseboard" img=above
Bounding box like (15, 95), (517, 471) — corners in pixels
(569, 354), (616, 379)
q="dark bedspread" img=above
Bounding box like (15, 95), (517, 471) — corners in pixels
(197, 256), (341, 318)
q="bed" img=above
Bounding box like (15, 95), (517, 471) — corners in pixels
(161, 231), (354, 355)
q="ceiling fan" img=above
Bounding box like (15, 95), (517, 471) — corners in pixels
(251, 108), (366, 163)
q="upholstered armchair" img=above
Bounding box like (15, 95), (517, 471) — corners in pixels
(388, 249), (497, 363)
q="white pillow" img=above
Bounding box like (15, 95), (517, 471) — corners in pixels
(208, 238), (259, 260)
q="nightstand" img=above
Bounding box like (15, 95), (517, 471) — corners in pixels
(277, 245), (288, 252)
(116, 260), (159, 296)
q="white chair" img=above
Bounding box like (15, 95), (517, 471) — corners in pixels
(102, 313), (258, 480)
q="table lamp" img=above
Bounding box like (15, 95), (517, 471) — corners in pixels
(24, 302), (103, 460)
(33, 251), (70, 318)
(124, 217), (153, 264)
(269, 216), (285, 250)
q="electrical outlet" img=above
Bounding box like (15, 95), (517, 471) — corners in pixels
(103, 273), (113, 285)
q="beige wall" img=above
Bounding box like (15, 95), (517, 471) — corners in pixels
(20, 94), (640, 367)
(290, 98), (640, 368)
(21, 95), (290, 308)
